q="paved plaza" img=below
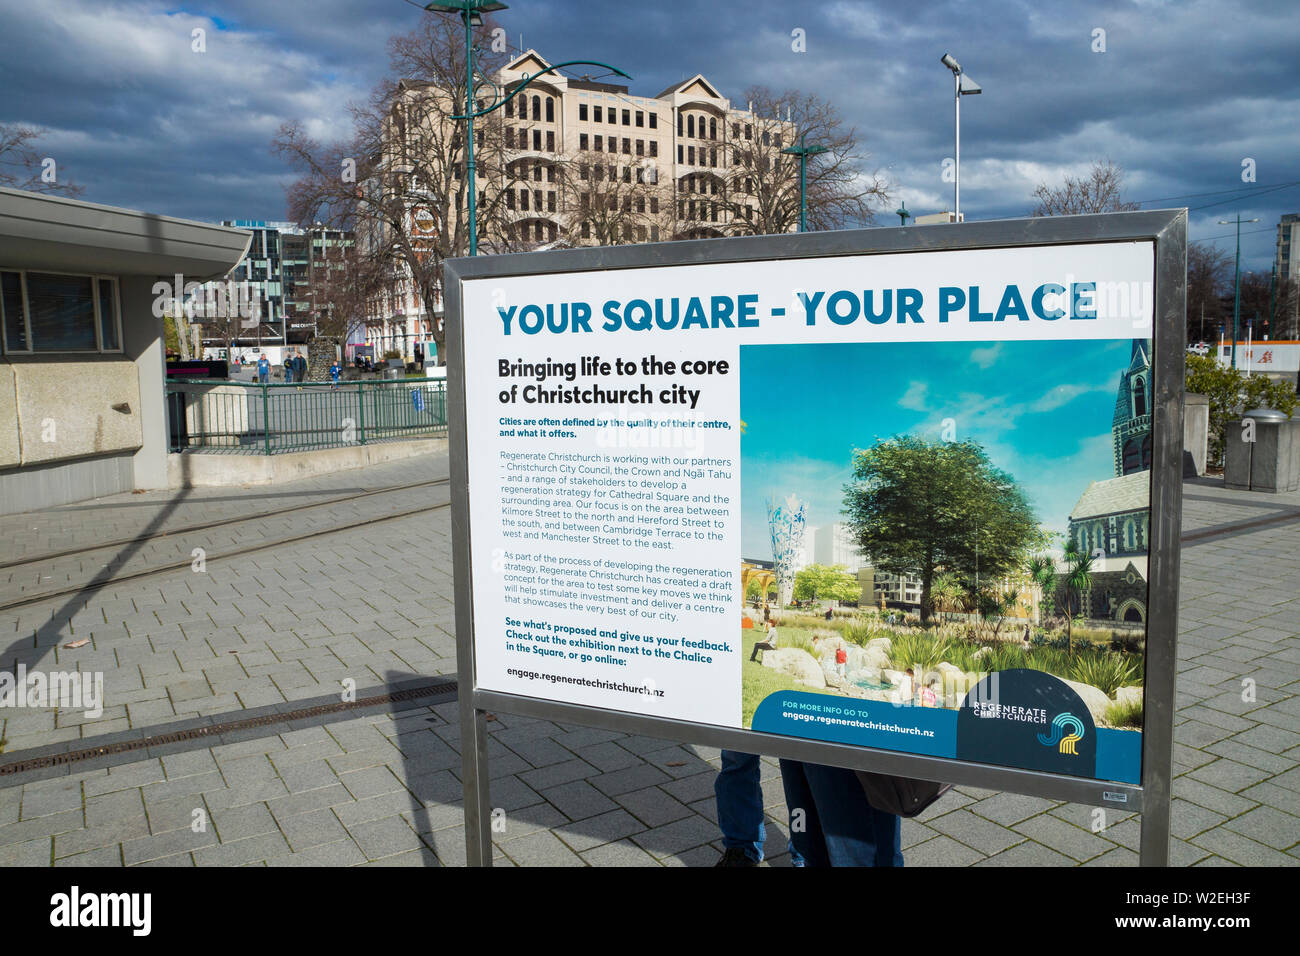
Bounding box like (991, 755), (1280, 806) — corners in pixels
(0, 452), (1297, 866)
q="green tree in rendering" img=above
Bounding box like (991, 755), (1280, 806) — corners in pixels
(792, 563), (860, 605)
(842, 437), (1039, 624)
(1059, 541), (1096, 655)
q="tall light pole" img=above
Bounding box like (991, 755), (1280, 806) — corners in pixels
(781, 133), (829, 232)
(424, 1), (627, 256)
(940, 52), (980, 223)
(1217, 214), (1259, 368)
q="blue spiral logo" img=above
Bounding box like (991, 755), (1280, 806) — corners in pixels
(1037, 713), (1086, 755)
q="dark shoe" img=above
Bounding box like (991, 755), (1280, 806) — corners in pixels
(714, 847), (759, 867)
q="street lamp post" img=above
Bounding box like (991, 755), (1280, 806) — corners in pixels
(940, 53), (981, 223)
(1217, 214), (1260, 368)
(424, 1), (628, 256)
(780, 133), (829, 233)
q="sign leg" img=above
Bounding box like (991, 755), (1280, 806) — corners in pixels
(461, 703), (493, 867)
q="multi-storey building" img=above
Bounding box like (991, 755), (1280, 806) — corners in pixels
(191, 221), (354, 354)
(363, 49), (797, 361)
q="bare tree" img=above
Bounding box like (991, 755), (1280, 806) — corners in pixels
(301, 241), (389, 380)
(1238, 270), (1300, 342)
(556, 152), (673, 246)
(0, 124), (83, 196)
(1030, 159), (1139, 216)
(721, 86), (888, 236)
(273, 13), (525, 366)
(1186, 241), (1232, 343)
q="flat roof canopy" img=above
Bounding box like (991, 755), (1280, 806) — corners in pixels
(0, 186), (251, 280)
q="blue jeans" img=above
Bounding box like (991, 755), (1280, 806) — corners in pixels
(715, 751), (765, 861)
(716, 751), (806, 865)
(779, 759), (903, 867)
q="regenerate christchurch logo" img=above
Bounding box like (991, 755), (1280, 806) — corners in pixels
(1037, 712), (1085, 755)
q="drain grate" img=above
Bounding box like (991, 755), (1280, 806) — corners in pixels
(0, 679), (458, 776)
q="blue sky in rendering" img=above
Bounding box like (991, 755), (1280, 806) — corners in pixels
(0, 0), (1295, 272)
(739, 338), (1138, 560)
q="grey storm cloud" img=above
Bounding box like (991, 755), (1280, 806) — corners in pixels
(0, 0), (1295, 269)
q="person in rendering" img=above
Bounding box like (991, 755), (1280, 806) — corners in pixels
(256, 354), (270, 383)
(283, 354), (294, 383)
(329, 359), (342, 388)
(779, 760), (904, 867)
(295, 353), (308, 382)
(835, 645), (848, 678)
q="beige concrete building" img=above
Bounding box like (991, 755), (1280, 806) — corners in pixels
(365, 50), (796, 360)
(0, 186), (248, 513)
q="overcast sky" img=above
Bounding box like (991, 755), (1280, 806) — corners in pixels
(1, 0), (1295, 271)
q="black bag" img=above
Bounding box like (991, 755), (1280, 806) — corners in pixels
(855, 770), (952, 818)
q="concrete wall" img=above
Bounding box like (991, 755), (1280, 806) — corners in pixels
(121, 276), (168, 490)
(169, 437), (446, 488)
(11, 361), (142, 465)
(0, 452), (133, 516)
(0, 364), (17, 466)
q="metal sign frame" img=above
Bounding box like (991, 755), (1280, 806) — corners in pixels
(445, 209), (1187, 867)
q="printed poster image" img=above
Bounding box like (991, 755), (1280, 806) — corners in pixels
(459, 241), (1156, 787)
(741, 339), (1150, 784)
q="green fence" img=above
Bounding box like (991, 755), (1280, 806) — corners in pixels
(166, 378), (448, 454)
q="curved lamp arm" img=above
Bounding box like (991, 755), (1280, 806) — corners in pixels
(452, 60), (631, 119)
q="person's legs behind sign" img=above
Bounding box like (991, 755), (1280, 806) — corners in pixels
(714, 750), (764, 865)
(779, 758), (903, 867)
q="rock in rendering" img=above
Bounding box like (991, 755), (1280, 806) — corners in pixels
(762, 648), (827, 689)
(1063, 678), (1113, 722)
(1115, 685), (1143, 708)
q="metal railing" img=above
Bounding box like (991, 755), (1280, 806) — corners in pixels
(166, 377), (448, 454)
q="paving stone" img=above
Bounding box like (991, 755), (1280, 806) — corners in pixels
(974, 841), (1075, 867)
(967, 791), (1058, 827)
(347, 815), (424, 860)
(615, 785), (693, 828)
(499, 828), (585, 867)
(928, 809), (1028, 857)
(1012, 813), (1116, 861)
(1220, 805), (1300, 849)
(630, 814), (720, 858)
(540, 779), (618, 821)
(579, 838), (659, 867)
(1190, 826), (1298, 866)
(899, 834), (986, 867)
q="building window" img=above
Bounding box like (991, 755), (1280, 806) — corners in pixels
(594, 135), (602, 152)
(649, 141), (657, 157)
(546, 98), (554, 122)
(579, 164), (589, 181)
(1, 271), (28, 352)
(1, 271), (122, 354)
(594, 105), (602, 123)
(1133, 377), (1147, 417)
(547, 191), (556, 212)
(533, 164), (543, 182)
(711, 148), (717, 167)
(579, 103), (588, 121)
(635, 111), (644, 127)
(531, 95), (541, 119)
(745, 124), (752, 140)
(650, 197), (659, 214)
(649, 113), (657, 130)
(636, 139), (644, 156)
(677, 112), (683, 136)
(762, 131), (770, 146)
(677, 144), (683, 163)
(581, 222), (591, 239)
(534, 189), (542, 210)
(518, 97), (527, 120)
(506, 189), (515, 210)
(622, 109), (630, 125)
(520, 189), (529, 211)
(622, 166), (631, 183)
(622, 137), (631, 154)
(688, 146), (695, 164)
(687, 115), (695, 138)
(651, 225), (660, 240)
(774, 134), (782, 149)
(710, 118), (717, 140)
(580, 133), (588, 150)
(732, 122), (740, 138)
(547, 131), (555, 152)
